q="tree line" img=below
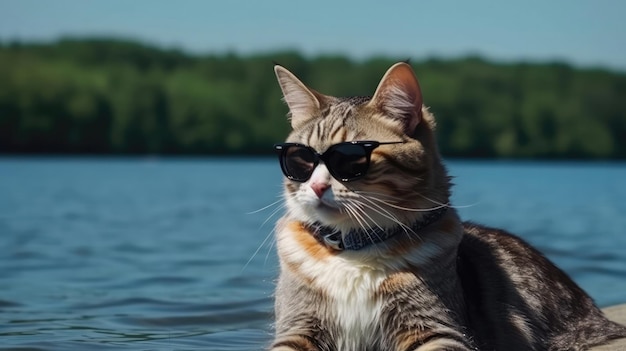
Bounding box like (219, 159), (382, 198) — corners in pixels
(1, 38), (625, 158)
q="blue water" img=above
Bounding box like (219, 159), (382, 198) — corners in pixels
(1, 158), (625, 350)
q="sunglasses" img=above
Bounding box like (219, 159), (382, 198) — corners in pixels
(274, 141), (404, 182)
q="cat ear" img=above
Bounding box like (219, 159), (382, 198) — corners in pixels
(368, 62), (423, 135)
(274, 65), (325, 129)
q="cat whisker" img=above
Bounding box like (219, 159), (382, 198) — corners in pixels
(342, 201), (385, 255)
(350, 198), (420, 243)
(351, 196), (407, 228)
(246, 197), (285, 214)
(259, 202), (287, 229)
(353, 190), (404, 203)
(244, 200), (301, 272)
(355, 190), (478, 211)
(366, 195), (449, 212)
(264, 234), (277, 267)
(242, 227), (275, 273)
(356, 191), (447, 212)
(347, 200), (385, 235)
(355, 190), (444, 211)
(342, 202), (371, 233)
(416, 192), (480, 209)
(243, 193), (292, 272)
(352, 196), (428, 245)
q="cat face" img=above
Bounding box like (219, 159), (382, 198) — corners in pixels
(274, 63), (449, 232)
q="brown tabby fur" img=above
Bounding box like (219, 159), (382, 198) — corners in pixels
(269, 62), (626, 350)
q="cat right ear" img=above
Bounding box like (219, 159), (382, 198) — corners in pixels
(368, 62), (423, 135)
(274, 65), (325, 129)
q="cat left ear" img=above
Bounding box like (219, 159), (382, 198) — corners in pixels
(274, 65), (326, 129)
(368, 62), (423, 135)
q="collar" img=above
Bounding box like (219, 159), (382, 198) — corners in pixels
(306, 207), (448, 251)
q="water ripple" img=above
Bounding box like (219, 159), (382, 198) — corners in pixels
(1, 158), (624, 350)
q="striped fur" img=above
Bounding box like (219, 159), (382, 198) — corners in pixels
(269, 63), (626, 350)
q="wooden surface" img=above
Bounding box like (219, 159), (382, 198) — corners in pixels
(590, 304), (626, 350)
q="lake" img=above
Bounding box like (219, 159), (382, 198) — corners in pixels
(1, 158), (625, 350)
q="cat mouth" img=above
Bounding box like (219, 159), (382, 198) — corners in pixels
(313, 200), (350, 225)
(317, 199), (340, 211)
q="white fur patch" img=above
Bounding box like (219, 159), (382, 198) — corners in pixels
(280, 228), (387, 348)
(277, 221), (453, 349)
(320, 256), (386, 349)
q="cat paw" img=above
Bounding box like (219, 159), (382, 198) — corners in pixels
(412, 337), (473, 351)
(269, 337), (319, 351)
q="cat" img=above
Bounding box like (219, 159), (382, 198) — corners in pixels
(268, 62), (626, 351)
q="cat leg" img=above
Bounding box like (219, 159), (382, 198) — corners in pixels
(269, 335), (321, 351)
(400, 336), (474, 351)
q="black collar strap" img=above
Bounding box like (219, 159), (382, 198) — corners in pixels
(307, 207), (448, 251)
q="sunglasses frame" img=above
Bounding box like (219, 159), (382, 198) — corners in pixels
(274, 140), (404, 182)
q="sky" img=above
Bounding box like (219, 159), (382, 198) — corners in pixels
(1, 0), (625, 71)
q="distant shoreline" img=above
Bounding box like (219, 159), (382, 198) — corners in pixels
(2, 38), (625, 159)
(2, 154), (626, 164)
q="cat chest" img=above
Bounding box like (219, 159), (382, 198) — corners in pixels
(310, 258), (389, 347)
(330, 291), (385, 349)
(278, 225), (401, 347)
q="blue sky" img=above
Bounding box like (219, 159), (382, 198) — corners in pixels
(1, 0), (625, 71)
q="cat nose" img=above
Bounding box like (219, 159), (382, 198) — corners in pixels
(310, 182), (330, 198)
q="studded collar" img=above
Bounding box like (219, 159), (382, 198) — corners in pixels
(306, 207), (448, 251)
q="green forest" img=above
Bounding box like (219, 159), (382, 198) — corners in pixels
(1, 38), (625, 158)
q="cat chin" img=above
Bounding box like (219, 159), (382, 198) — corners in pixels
(297, 203), (346, 224)
(285, 200), (350, 230)
(290, 203), (393, 233)
(288, 192), (408, 231)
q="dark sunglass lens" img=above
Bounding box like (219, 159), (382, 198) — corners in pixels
(284, 146), (317, 181)
(327, 144), (369, 181)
